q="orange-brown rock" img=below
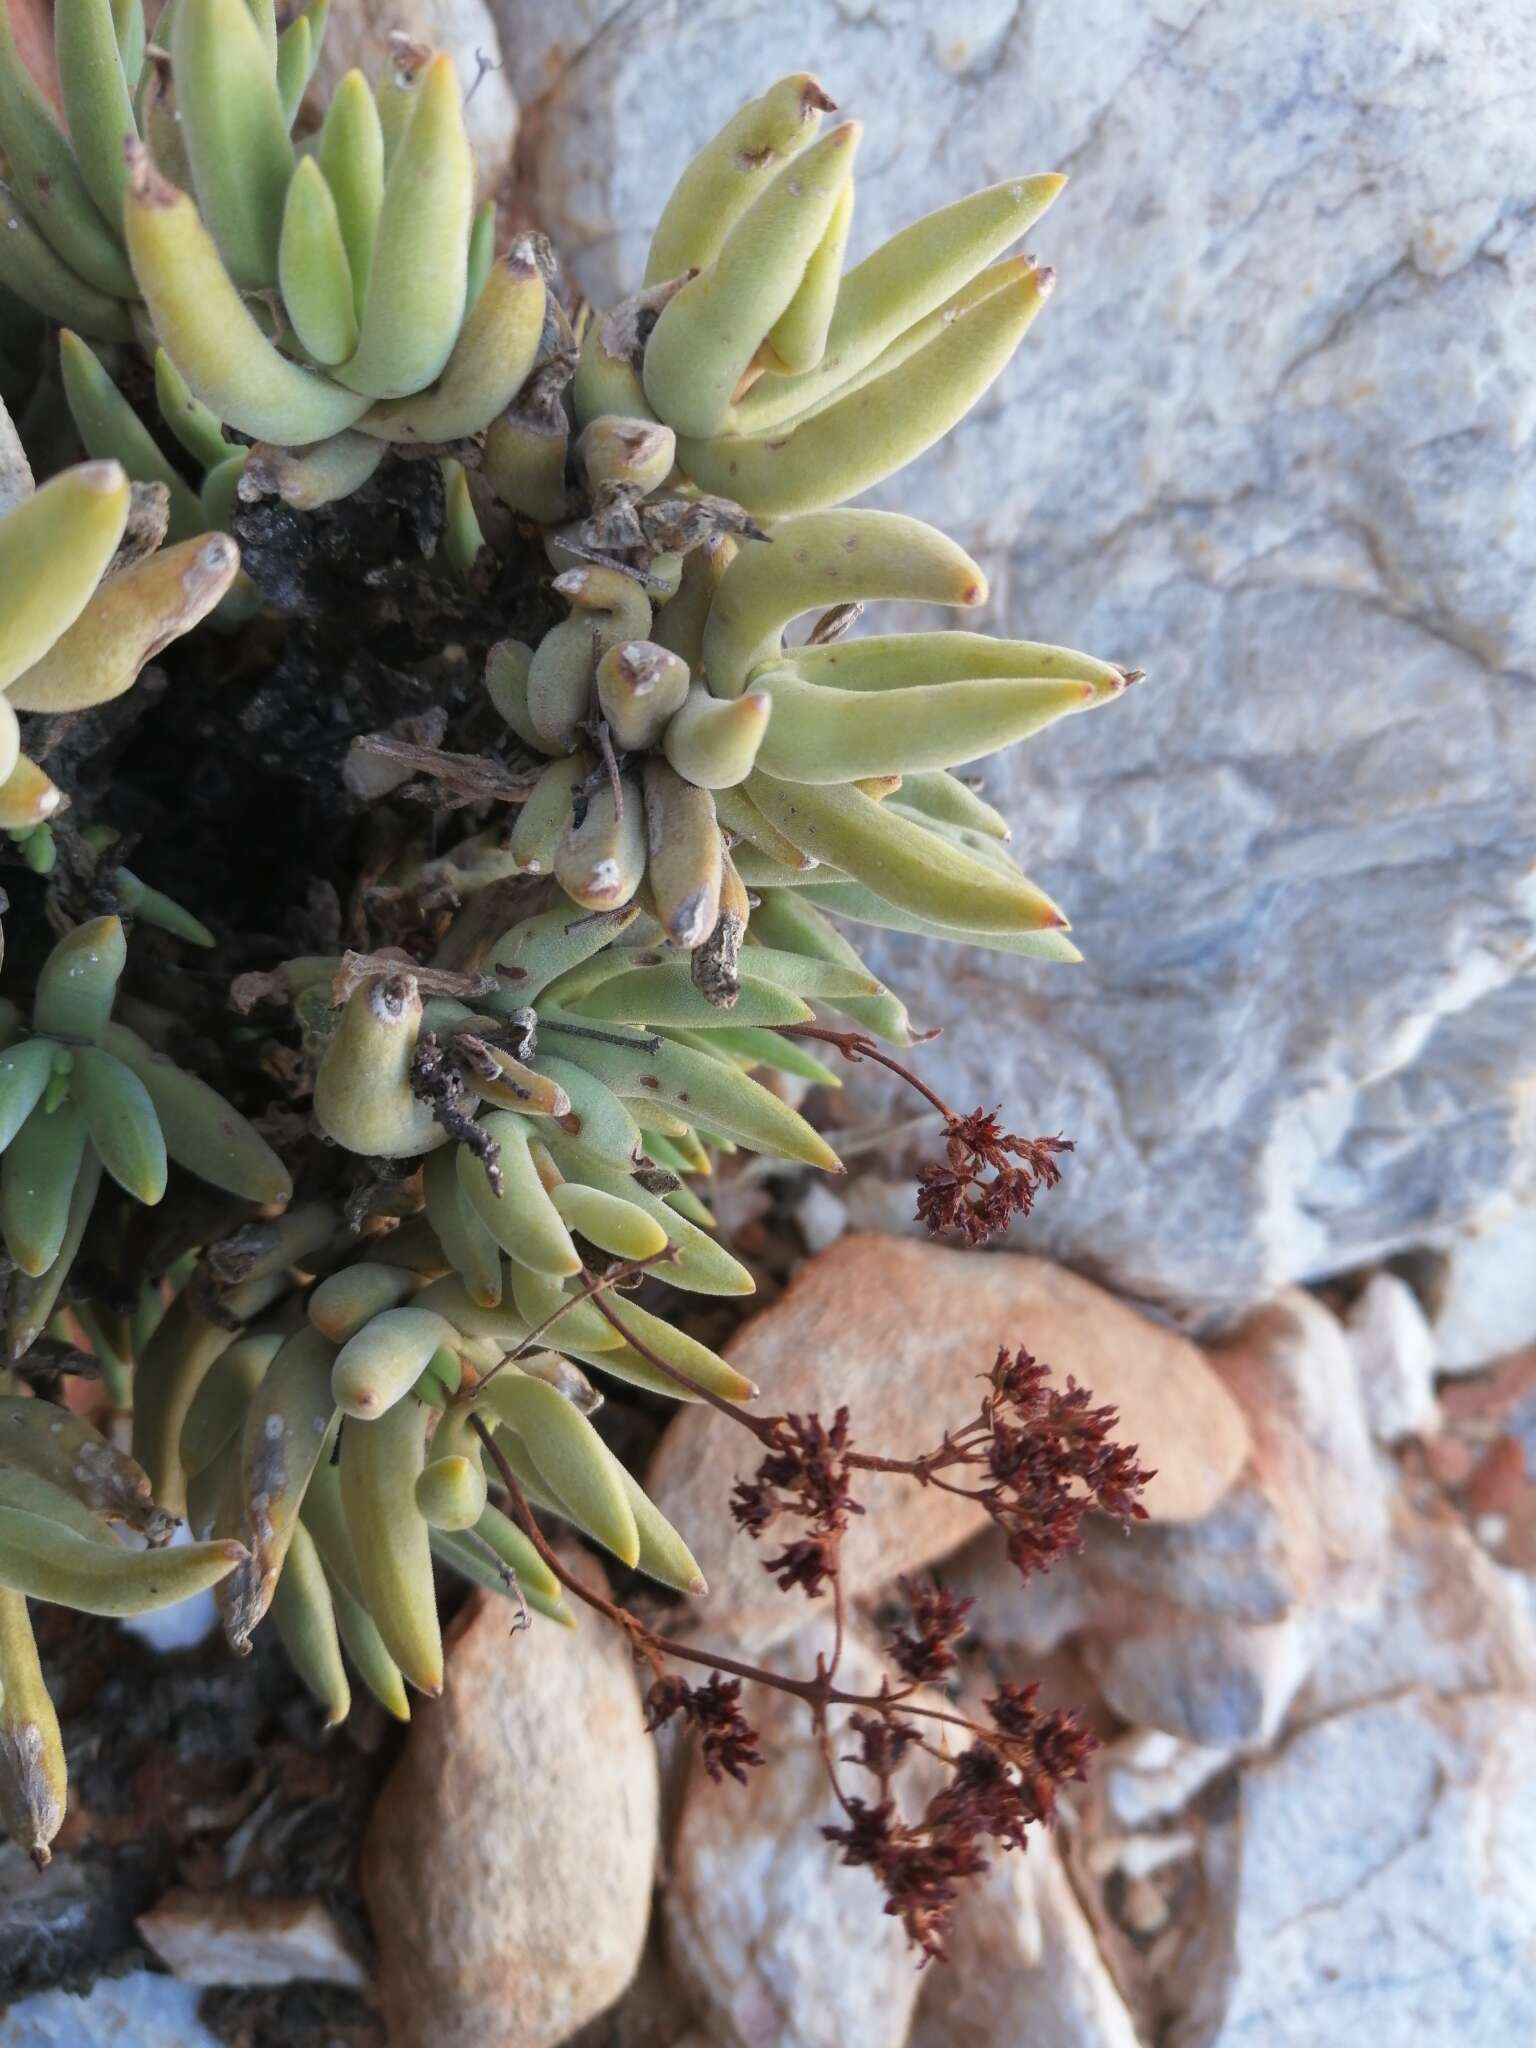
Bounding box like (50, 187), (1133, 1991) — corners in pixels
(361, 1560), (657, 2048)
(648, 1235), (1251, 1652)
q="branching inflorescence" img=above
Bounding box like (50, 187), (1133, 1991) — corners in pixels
(0, 8), (1150, 1926)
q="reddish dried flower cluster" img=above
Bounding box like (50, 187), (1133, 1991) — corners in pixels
(477, 1039), (1151, 1971)
(730, 1406), (864, 1597)
(626, 1348), (1145, 1960)
(823, 1683), (1097, 1959)
(985, 1680), (1099, 1825)
(974, 1346), (1155, 1578)
(644, 1673), (765, 1785)
(824, 1793), (989, 1959)
(915, 1110), (1073, 1246)
(885, 1577), (974, 1684)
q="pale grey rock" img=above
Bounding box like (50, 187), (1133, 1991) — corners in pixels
(1075, 1487), (1296, 1628)
(942, 1524), (1098, 1659)
(1345, 1270), (1441, 1441)
(909, 1825), (1141, 2048)
(791, 1180), (848, 1254)
(498, 0), (1536, 1323)
(1112, 1829), (1199, 1882)
(1143, 1477), (1536, 2042)
(1087, 1606), (1311, 1749)
(836, 1175), (928, 1243)
(0, 1973), (221, 2048)
(488, 0), (627, 111)
(1297, 1494), (1536, 1722)
(1170, 1692), (1536, 2048)
(665, 1627), (931, 2048)
(1429, 1204), (1536, 1370)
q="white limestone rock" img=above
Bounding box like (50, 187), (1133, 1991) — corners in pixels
(1170, 1692), (1536, 2048)
(909, 1825), (1142, 2048)
(0, 398), (31, 514)
(1428, 1205), (1536, 1370)
(1102, 1729), (1235, 1832)
(135, 1890), (366, 1989)
(665, 1627), (933, 2048)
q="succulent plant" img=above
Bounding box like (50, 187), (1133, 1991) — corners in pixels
(0, 60), (1142, 1873)
(0, 912), (288, 1328)
(485, 520), (1132, 1004)
(572, 76), (1066, 519)
(475, 77), (1137, 1006)
(0, 1383), (244, 1864)
(0, 410), (239, 851)
(0, 0), (536, 458)
(0, 0), (319, 339)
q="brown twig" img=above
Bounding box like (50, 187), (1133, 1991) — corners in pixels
(468, 1415), (990, 1727)
(773, 1023), (957, 1120)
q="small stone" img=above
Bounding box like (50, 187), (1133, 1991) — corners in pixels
(1438, 1346), (1536, 1426)
(135, 1890), (366, 1989)
(1115, 1729), (1184, 1773)
(941, 1528), (1098, 1661)
(362, 1559), (658, 2048)
(1116, 1832), (1197, 1881)
(647, 1235), (1251, 1652)
(1104, 1737), (1235, 1831)
(0, 393), (32, 516)
(1084, 1834), (1127, 1882)
(1072, 1290), (1390, 1626)
(1118, 1876), (1169, 1937)
(1431, 1208), (1536, 1372)
(838, 1175), (929, 1240)
(793, 1181), (848, 1254)
(664, 1626), (933, 2048)
(1344, 1271), (1440, 1444)
(909, 1824), (1141, 2048)
(1421, 1433), (1479, 1489)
